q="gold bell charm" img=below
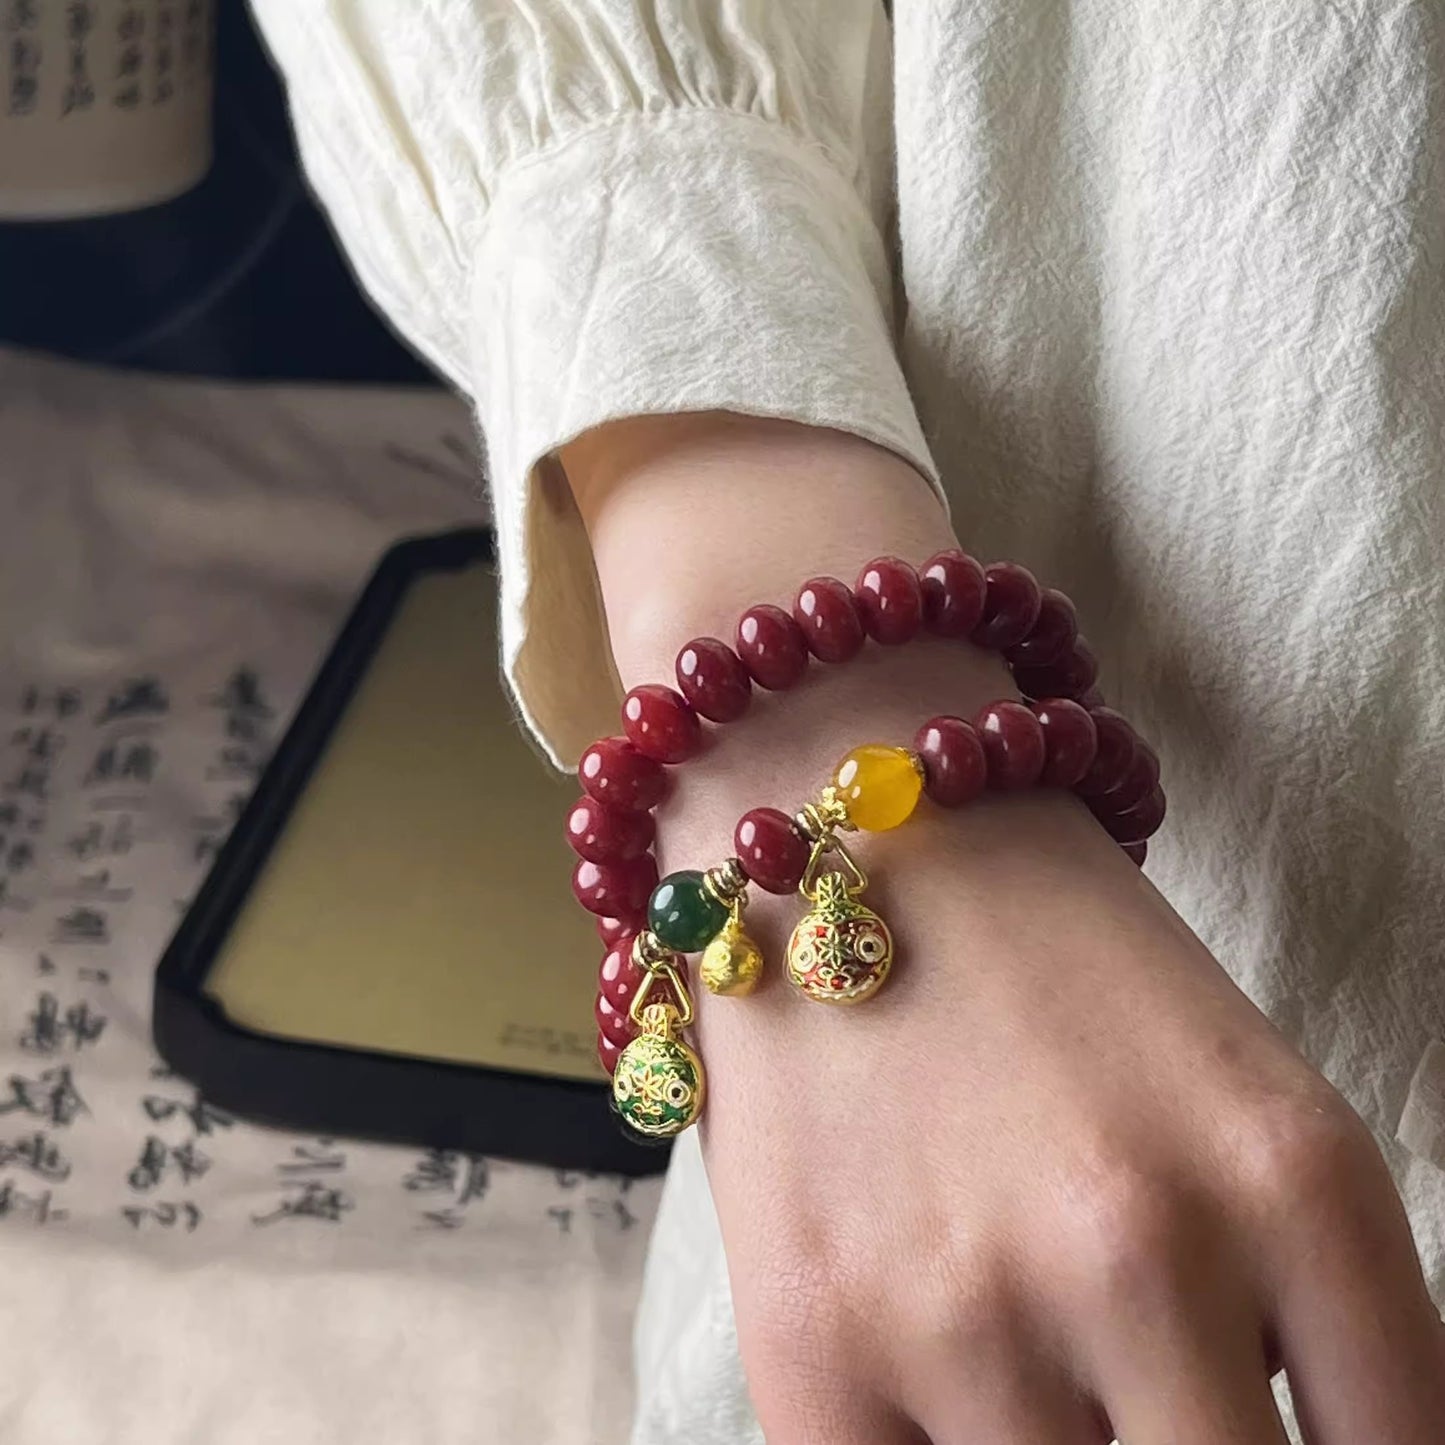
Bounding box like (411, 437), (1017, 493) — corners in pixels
(700, 900), (765, 996)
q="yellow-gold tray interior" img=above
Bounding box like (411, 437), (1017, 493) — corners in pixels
(206, 561), (604, 1084)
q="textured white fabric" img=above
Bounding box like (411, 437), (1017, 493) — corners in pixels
(0, 350), (661, 1445)
(248, 2), (1445, 1440)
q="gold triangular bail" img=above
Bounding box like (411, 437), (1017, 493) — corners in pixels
(800, 832), (869, 900)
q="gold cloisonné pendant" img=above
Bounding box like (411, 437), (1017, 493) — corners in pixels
(785, 870), (894, 1005)
(612, 1001), (706, 1139)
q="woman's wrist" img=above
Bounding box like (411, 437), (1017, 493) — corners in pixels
(561, 411), (1030, 872)
(560, 411), (957, 686)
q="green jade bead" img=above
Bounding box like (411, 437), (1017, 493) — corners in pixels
(648, 869), (728, 953)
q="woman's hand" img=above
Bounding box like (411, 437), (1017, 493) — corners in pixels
(563, 414), (1445, 1443)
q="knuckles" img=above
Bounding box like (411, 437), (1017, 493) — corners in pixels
(1227, 1085), (1390, 1226)
(733, 1088), (1397, 1421)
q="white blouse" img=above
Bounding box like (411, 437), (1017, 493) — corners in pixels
(250, 3), (1445, 1438)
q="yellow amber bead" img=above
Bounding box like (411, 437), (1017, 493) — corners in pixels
(832, 744), (923, 831)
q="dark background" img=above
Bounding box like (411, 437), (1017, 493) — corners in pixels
(0, 1), (433, 384)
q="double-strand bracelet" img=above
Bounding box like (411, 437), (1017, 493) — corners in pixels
(562, 554), (1166, 1140)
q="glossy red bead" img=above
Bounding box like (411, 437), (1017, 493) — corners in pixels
(1094, 785), (1167, 845)
(595, 991), (638, 1051)
(578, 736), (668, 813)
(622, 683), (702, 764)
(920, 550), (987, 638)
(913, 715), (988, 807)
(793, 577), (865, 663)
(734, 807), (810, 895)
(565, 795), (655, 864)
(1109, 738), (1161, 812)
(1122, 841), (1148, 867)
(676, 637), (752, 723)
(1005, 588), (1078, 667)
(974, 700), (1046, 790)
(1074, 708), (1139, 798)
(854, 556), (923, 645)
(1013, 637), (1099, 701)
(1031, 698), (1099, 788)
(597, 1031), (622, 1075)
(971, 562), (1042, 650)
(571, 853), (658, 918)
(596, 913), (639, 946)
(597, 935), (644, 1011)
(736, 604), (809, 690)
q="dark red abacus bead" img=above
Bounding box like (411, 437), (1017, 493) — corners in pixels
(1123, 841), (1148, 867)
(1013, 637), (1099, 702)
(596, 913), (640, 946)
(971, 562), (1043, 650)
(1108, 737), (1161, 812)
(676, 637), (752, 723)
(734, 807), (810, 895)
(597, 1031), (622, 1076)
(597, 934), (643, 1011)
(622, 683), (703, 764)
(565, 795), (655, 864)
(974, 700), (1046, 790)
(1031, 698), (1098, 788)
(595, 991), (638, 1051)
(578, 736), (668, 813)
(913, 715), (988, 806)
(854, 556), (923, 645)
(736, 604), (809, 690)
(1094, 785), (1167, 845)
(571, 853), (659, 918)
(793, 577), (865, 663)
(1074, 708), (1138, 798)
(1004, 588), (1078, 667)
(920, 550), (987, 638)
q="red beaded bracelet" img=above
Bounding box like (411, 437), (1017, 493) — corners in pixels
(562, 553), (1166, 1138)
(571, 553), (1120, 929)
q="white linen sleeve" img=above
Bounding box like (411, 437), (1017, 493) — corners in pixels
(249, 0), (939, 765)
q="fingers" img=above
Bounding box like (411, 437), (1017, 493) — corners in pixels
(747, 1381), (923, 1445)
(1098, 1314), (1290, 1445)
(1048, 1173), (1290, 1444)
(896, 1296), (1107, 1445)
(912, 1363), (1106, 1445)
(1256, 1119), (1445, 1444)
(736, 1291), (925, 1445)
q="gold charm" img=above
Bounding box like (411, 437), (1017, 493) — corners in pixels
(612, 1002), (706, 1139)
(700, 901), (764, 996)
(786, 830), (894, 1004)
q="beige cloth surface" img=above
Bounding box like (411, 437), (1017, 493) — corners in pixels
(0, 348), (659, 1445)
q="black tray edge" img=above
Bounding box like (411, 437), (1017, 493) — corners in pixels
(152, 526), (665, 1178)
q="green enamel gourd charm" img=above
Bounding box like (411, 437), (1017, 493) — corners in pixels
(611, 1001), (706, 1139)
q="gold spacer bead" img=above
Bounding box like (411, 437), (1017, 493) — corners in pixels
(794, 788), (853, 844)
(631, 931), (675, 973)
(703, 857), (748, 907)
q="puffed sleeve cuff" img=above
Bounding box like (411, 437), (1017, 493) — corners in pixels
(475, 111), (941, 767)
